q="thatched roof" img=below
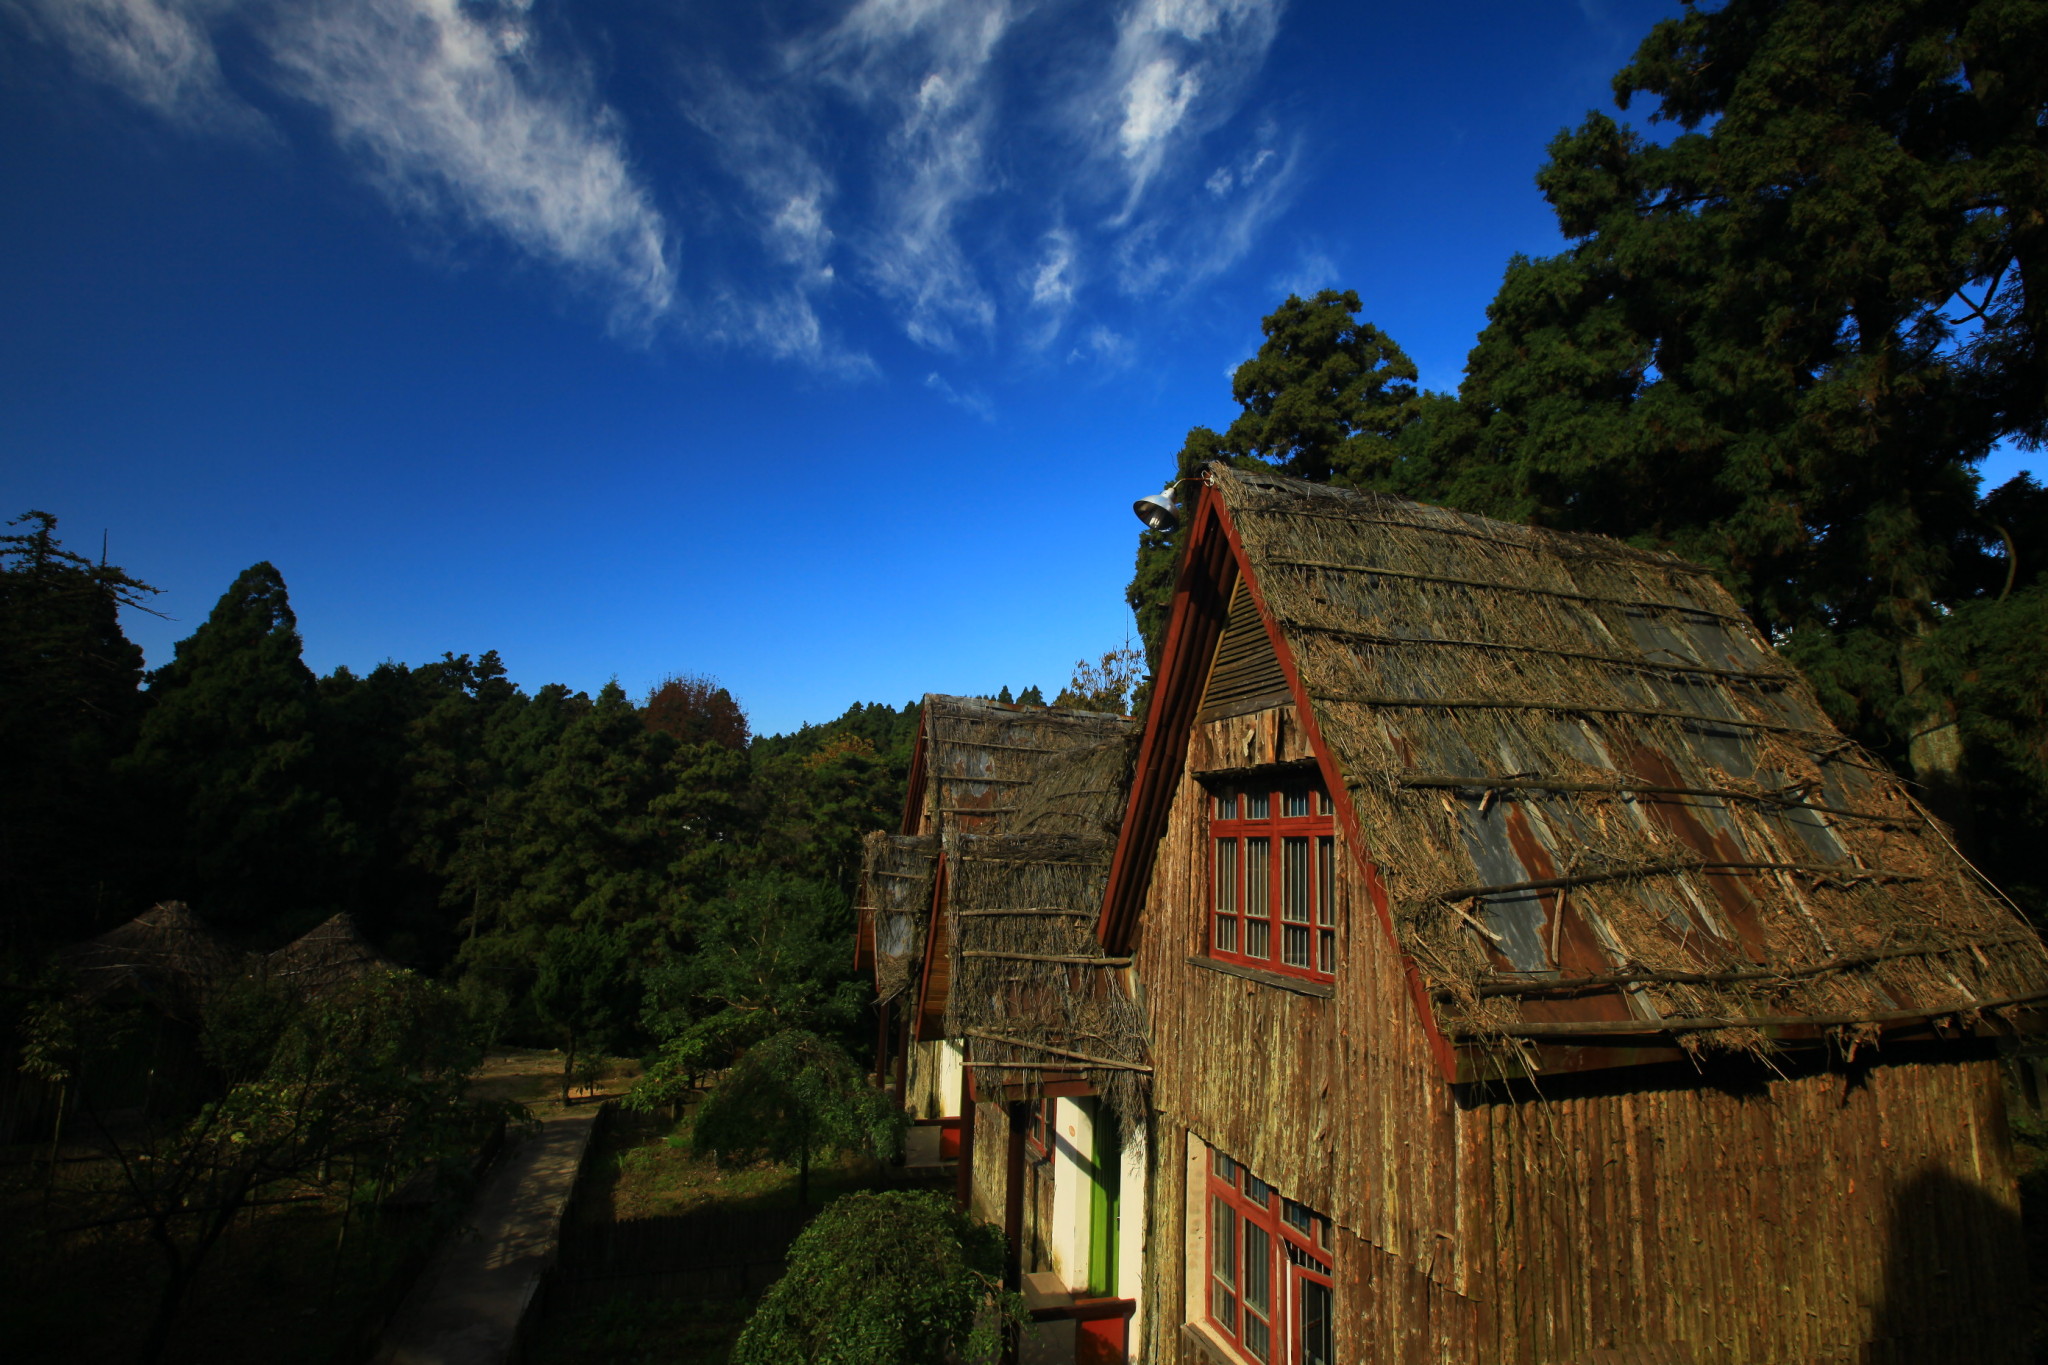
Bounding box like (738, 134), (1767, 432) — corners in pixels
(906, 694), (1134, 838)
(61, 901), (244, 1015)
(1118, 464), (2048, 1065)
(941, 831), (1149, 1124)
(860, 696), (1146, 1099)
(263, 913), (393, 995)
(858, 832), (939, 1005)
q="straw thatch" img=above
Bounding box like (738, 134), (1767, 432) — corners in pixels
(1206, 464), (2048, 1056)
(942, 831), (1150, 1126)
(860, 694), (1147, 1108)
(858, 832), (939, 1004)
(912, 694), (1135, 838)
(60, 901), (245, 1016)
(262, 913), (393, 996)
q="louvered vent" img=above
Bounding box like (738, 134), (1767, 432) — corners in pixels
(1199, 576), (1291, 717)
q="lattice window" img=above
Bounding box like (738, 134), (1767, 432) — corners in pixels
(1209, 779), (1337, 982)
(1206, 1149), (1336, 1364)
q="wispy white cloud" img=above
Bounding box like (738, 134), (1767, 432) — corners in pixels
(15, 0), (1300, 370)
(1114, 119), (1296, 297)
(15, 0), (675, 333)
(1269, 246), (1340, 302)
(14, 0), (266, 135)
(677, 65), (876, 370)
(266, 0), (674, 333)
(796, 0), (1021, 352)
(924, 369), (995, 421)
(705, 284), (877, 378)
(1096, 0), (1282, 221)
(1066, 323), (1133, 373)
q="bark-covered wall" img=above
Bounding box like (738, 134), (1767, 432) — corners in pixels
(1133, 706), (2026, 1364)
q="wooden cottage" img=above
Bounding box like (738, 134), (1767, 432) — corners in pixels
(1097, 464), (2048, 1365)
(857, 694), (1150, 1359)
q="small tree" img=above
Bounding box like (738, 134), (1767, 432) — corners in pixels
(1054, 640), (1147, 715)
(23, 969), (500, 1364)
(530, 924), (638, 1105)
(733, 1190), (1022, 1365)
(690, 1028), (903, 1206)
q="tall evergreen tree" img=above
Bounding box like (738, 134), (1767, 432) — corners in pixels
(0, 512), (156, 951)
(1127, 292), (1422, 665)
(122, 563), (354, 937)
(1417, 0), (2048, 848)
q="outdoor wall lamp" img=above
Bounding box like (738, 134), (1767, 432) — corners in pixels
(1130, 475), (1207, 533)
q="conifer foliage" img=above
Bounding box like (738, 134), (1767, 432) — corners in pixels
(1128, 0), (2048, 914)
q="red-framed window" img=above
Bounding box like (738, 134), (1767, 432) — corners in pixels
(1027, 1097), (1056, 1158)
(1209, 780), (1337, 981)
(1207, 1149), (1335, 1365)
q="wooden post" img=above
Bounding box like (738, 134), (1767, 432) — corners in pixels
(1002, 1099), (1028, 1365)
(892, 1011), (909, 1108)
(1004, 1101), (1027, 1290)
(956, 1063), (976, 1212)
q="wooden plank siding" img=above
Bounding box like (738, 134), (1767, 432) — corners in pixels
(1131, 705), (2027, 1364)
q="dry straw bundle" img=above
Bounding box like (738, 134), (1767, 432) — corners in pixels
(262, 913), (393, 996)
(61, 900), (246, 1016)
(920, 695), (1134, 835)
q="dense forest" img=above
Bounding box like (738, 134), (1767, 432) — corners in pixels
(0, 522), (942, 1066)
(0, 512), (1137, 1085)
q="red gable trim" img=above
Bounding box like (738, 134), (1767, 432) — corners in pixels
(1096, 473), (1458, 1082)
(1096, 483), (1236, 953)
(913, 852), (951, 1042)
(900, 704), (931, 835)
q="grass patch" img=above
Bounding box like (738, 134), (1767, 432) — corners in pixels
(527, 1291), (758, 1365)
(577, 1101), (880, 1223)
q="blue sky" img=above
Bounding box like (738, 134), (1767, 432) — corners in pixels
(4, 0), (2027, 737)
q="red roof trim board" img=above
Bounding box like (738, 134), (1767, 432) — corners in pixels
(1095, 476), (1460, 1081)
(913, 852), (950, 1042)
(900, 720), (930, 835)
(1095, 483), (1233, 951)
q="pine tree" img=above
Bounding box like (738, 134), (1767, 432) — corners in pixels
(0, 512), (155, 950)
(122, 563), (354, 937)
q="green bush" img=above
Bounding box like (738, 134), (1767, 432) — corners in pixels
(734, 1190), (1022, 1365)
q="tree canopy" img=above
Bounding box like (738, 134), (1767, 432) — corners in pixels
(1128, 0), (2048, 911)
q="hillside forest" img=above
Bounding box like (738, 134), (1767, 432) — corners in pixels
(0, 520), (1145, 1079)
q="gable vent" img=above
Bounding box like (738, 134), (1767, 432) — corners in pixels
(1199, 575), (1291, 718)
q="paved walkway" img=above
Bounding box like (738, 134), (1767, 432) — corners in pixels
(371, 1107), (598, 1365)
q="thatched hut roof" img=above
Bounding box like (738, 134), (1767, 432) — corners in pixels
(61, 901), (244, 1016)
(263, 913), (393, 995)
(858, 832), (939, 1005)
(905, 694), (1134, 838)
(859, 696), (1146, 1100)
(942, 831), (1149, 1123)
(1109, 464), (2048, 1067)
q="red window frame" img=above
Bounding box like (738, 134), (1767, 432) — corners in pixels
(1208, 780), (1337, 982)
(1206, 1149), (1335, 1365)
(1026, 1097), (1056, 1158)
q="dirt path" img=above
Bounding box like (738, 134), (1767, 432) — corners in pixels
(369, 1054), (608, 1365)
